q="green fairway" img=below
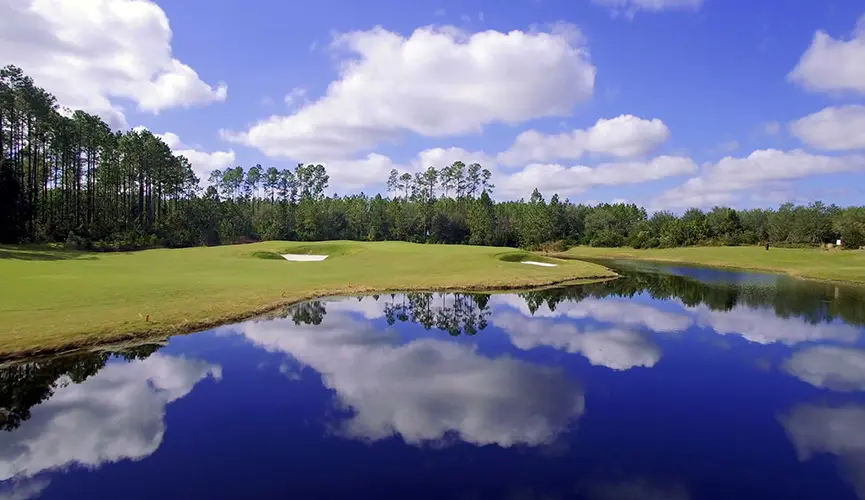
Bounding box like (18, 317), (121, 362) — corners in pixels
(553, 246), (865, 284)
(0, 241), (614, 358)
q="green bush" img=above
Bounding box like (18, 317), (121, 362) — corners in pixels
(590, 230), (625, 248)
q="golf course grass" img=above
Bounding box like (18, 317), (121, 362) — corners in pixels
(551, 245), (865, 284)
(0, 241), (614, 358)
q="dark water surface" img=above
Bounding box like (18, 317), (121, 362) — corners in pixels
(3, 263), (865, 500)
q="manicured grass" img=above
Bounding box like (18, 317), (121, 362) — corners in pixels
(552, 245), (865, 284)
(0, 241), (614, 358)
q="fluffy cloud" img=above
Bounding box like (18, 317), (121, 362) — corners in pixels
(498, 115), (671, 166)
(230, 310), (585, 447)
(140, 130), (236, 183)
(652, 149), (865, 209)
(497, 155), (696, 199)
(322, 154), (396, 192)
(0, 478), (50, 500)
(411, 147), (495, 174)
(0, 354), (221, 482)
(785, 346), (865, 391)
(789, 15), (865, 94)
(780, 404), (865, 499)
(0, 0), (227, 129)
(337, 143), (693, 199)
(790, 105), (865, 151)
(592, 0), (703, 17)
(224, 24), (595, 160)
(327, 146), (497, 194)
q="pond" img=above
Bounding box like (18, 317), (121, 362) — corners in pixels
(3, 263), (865, 499)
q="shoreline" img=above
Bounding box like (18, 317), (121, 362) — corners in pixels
(547, 246), (865, 286)
(0, 272), (618, 363)
(10, 243), (861, 362)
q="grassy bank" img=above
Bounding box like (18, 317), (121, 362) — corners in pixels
(0, 241), (614, 358)
(552, 245), (865, 284)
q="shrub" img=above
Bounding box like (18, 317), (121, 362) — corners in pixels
(64, 231), (91, 250)
(590, 230), (625, 248)
(535, 240), (570, 252)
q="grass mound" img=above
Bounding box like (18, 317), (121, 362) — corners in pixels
(248, 242), (361, 260)
(496, 251), (564, 265)
(279, 242), (362, 257)
(250, 251), (284, 260)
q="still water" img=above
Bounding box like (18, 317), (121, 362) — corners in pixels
(3, 263), (865, 499)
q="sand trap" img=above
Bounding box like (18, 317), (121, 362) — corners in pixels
(281, 254), (328, 262)
(522, 260), (558, 267)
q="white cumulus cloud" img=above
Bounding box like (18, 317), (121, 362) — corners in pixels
(497, 155), (696, 199)
(498, 115), (671, 166)
(321, 154), (397, 193)
(789, 15), (865, 95)
(652, 149), (865, 209)
(339, 144), (693, 199)
(0, 0), (227, 129)
(790, 105), (865, 151)
(326, 146), (497, 194)
(137, 129), (236, 183)
(224, 24), (595, 160)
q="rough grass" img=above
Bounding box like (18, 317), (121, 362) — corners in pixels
(0, 241), (614, 358)
(551, 245), (865, 284)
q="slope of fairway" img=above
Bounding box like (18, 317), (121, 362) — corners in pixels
(0, 241), (614, 357)
(553, 246), (865, 284)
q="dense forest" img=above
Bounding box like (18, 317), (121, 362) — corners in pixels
(2, 64), (864, 251)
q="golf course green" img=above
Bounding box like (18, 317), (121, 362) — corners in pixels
(552, 245), (865, 284)
(0, 241), (614, 358)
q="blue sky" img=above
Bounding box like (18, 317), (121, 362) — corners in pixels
(3, 0), (865, 210)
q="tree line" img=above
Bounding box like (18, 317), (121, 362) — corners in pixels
(2, 64), (864, 251)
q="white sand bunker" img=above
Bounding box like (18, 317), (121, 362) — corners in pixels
(281, 254), (328, 262)
(522, 260), (558, 267)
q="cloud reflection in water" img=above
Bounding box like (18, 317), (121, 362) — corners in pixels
(230, 309), (585, 448)
(0, 354), (221, 482)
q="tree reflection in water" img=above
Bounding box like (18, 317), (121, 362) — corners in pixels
(519, 265), (865, 328)
(280, 265), (865, 340)
(0, 344), (162, 431)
